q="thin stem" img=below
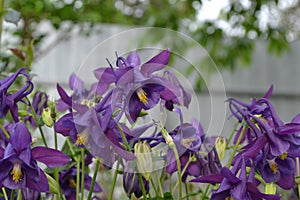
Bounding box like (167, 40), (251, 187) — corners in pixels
(226, 121), (239, 148)
(155, 170), (163, 197)
(138, 173), (147, 199)
(170, 143), (182, 200)
(108, 161), (120, 200)
(202, 185), (210, 200)
(26, 97), (48, 147)
(185, 182), (189, 200)
(117, 123), (130, 151)
(0, 123), (9, 138)
(76, 156), (80, 200)
(1, 187), (8, 200)
(87, 157), (101, 200)
(227, 125), (247, 168)
(80, 149), (85, 200)
(17, 190), (22, 200)
(10, 190), (15, 200)
(150, 177), (159, 197)
(173, 157), (193, 192)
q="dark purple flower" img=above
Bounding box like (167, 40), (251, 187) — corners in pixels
(59, 167), (102, 200)
(191, 157), (280, 200)
(0, 122), (70, 191)
(0, 68), (33, 122)
(123, 171), (149, 198)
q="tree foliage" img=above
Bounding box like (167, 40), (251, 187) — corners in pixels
(2, 0), (300, 90)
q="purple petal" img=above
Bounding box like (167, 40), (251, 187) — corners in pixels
(243, 136), (267, 158)
(26, 169), (49, 192)
(9, 122), (32, 152)
(127, 51), (141, 67)
(141, 49), (170, 76)
(277, 123), (300, 135)
(277, 174), (294, 190)
(69, 73), (84, 91)
(263, 85), (273, 99)
(221, 168), (240, 184)
(93, 68), (116, 84)
(292, 113), (300, 123)
(84, 175), (102, 192)
(190, 173), (224, 184)
(31, 147), (70, 168)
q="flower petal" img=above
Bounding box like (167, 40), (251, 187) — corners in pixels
(9, 122), (32, 152)
(141, 49), (170, 76)
(31, 147), (70, 168)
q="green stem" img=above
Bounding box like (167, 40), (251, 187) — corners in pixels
(76, 156), (80, 200)
(227, 125), (247, 168)
(1, 187), (8, 200)
(26, 97), (48, 147)
(17, 190), (22, 200)
(226, 121), (239, 148)
(173, 156), (193, 192)
(80, 149), (85, 200)
(0, 123), (9, 138)
(202, 185), (210, 200)
(170, 143), (182, 200)
(185, 182), (189, 200)
(10, 190), (15, 200)
(87, 157), (101, 200)
(155, 170), (163, 197)
(138, 173), (147, 199)
(108, 161), (120, 200)
(117, 123), (130, 151)
(150, 177), (159, 197)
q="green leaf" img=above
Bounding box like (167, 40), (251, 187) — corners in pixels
(4, 8), (21, 25)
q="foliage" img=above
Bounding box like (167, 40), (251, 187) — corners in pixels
(2, 0), (300, 90)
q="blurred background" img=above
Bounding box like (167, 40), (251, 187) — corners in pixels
(2, 0), (300, 131)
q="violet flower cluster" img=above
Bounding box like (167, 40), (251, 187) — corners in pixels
(1, 50), (300, 200)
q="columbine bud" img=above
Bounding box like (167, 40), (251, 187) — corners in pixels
(42, 107), (54, 127)
(215, 137), (226, 161)
(265, 182), (276, 194)
(134, 141), (152, 180)
(123, 172), (150, 198)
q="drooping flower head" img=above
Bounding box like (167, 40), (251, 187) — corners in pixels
(0, 68), (33, 122)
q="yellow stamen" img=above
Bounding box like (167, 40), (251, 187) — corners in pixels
(10, 163), (22, 183)
(69, 178), (76, 188)
(269, 161), (278, 174)
(226, 196), (234, 200)
(278, 152), (288, 160)
(137, 88), (148, 104)
(75, 129), (89, 146)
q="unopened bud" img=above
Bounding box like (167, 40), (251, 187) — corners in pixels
(134, 141), (152, 180)
(42, 107), (54, 127)
(215, 137), (226, 161)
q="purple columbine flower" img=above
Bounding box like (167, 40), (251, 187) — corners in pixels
(0, 68), (33, 122)
(191, 157), (280, 200)
(164, 117), (222, 181)
(55, 84), (135, 167)
(59, 167), (102, 200)
(0, 122), (70, 191)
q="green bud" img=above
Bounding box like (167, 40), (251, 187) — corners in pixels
(46, 173), (59, 194)
(265, 182), (276, 194)
(134, 141), (153, 181)
(42, 107), (54, 127)
(215, 137), (226, 161)
(18, 110), (31, 117)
